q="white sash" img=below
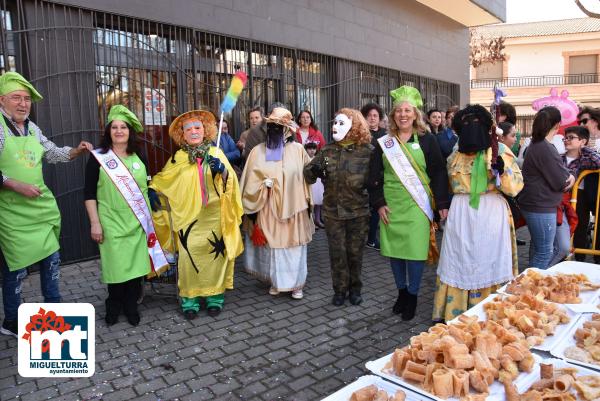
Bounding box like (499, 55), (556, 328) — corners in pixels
(378, 134), (434, 221)
(91, 149), (168, 271)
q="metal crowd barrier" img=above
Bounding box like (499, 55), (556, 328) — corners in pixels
(570, 169), (600, 258)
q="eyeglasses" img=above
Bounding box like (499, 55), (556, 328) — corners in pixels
(580, 118), (589, 125)
(564, 135), (580, 141)
(6, 95), (32, 104)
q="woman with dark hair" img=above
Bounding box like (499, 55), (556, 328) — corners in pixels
(84, 105), (165, 326)
(498, 101), (521, 155)
(427, 108), (443, 134)
(296, 110), (326, 150)
(574, 107), (600, 262)
(519, 106), (574, 269)
(369, 86), (449, 320)
(432, 105), (523, 323)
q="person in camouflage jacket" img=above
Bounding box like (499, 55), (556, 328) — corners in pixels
(304, 108), (373, 306)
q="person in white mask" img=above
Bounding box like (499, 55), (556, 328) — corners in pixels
(304, 108), (373, 307)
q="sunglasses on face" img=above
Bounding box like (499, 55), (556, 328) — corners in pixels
(564, 135), (580, 141)
(580, 118), (589, 125)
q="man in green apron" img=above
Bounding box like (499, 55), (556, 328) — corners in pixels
(0, 72), (92, 338)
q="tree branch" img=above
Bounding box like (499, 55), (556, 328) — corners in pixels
(574, 0), (600, 18)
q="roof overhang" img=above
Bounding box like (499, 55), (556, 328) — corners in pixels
(415, 0), (503, 27)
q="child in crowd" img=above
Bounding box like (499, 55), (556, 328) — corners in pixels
(305, 141), (325, 228)
(498, 121), (518, 152)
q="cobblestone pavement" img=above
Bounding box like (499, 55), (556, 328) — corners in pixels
(0, 228), (534, 401)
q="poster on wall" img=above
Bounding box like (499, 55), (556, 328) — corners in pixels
(144, 88), (166, 126)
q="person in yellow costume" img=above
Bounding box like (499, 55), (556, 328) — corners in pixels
(150, 110), (243, 319)
(0, 72), (92, 338)
(432, 104), (523, 323)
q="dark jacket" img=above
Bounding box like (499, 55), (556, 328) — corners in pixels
(242, 122), (296, 160)
(368, 132), (450, 211)
(242, 122), (267, 160)
(370, 128), (387, 147)
(436, 127), (458, 160)
(304, 142), (373, 219)
(519, 139), (570, 213)
(213, 133), (240, 164)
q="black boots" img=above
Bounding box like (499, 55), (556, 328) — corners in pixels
(348, 292), (363, 305)
(332, 293), (345, 306)
(393, 288), (418, 321)
(393, 288), (408, 315)
(402, 293), (418, 321)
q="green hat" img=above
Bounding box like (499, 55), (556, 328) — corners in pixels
(0, 72), (43, 102)
(107, 105), (143, 133)
(390, 86), (423, 109)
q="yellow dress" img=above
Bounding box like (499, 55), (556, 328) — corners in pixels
(432, 145), (523, 322)
(150, 147), (243, 298)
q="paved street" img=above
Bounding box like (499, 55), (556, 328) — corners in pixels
(1, 228), (532, 401)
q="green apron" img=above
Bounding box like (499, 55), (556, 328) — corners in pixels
(380, 133), (431, 260)
(0, 118), (61, 271)
(97, 153), (151, 283)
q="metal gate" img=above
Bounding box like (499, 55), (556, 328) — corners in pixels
(0, 0), (460, 263)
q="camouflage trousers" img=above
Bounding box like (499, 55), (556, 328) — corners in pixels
(323, 215), (369, 295)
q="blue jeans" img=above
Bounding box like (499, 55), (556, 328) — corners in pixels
(2, 251), (61, 321)
(550, 216), (571, 267)
(522, 211), (557, 269)
(367, 207), (380, 244)
(390, 258), (425, 295)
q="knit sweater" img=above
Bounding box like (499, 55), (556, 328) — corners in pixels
(519, 139), (570, 213)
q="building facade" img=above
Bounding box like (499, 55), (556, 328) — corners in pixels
(470, 17), (600, 135)
(0, 0), (503, 262)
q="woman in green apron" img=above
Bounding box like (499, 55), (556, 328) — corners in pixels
(84, 106), (152, 326)
(368, 86), (450, 321)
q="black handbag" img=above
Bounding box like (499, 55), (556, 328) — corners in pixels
(504, 193), (525, 228)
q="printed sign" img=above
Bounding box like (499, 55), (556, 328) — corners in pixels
(18, 303), (95, 377)
(144, 88), (167, 126)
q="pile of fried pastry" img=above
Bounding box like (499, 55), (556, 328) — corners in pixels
(349, 385), (405, 401)
(482, 293), (570, 347)
(506, 270), (599, 304)
(383, 314), (535, 400)
(507, 362), (600, 401)
(564, 313), (600, 366)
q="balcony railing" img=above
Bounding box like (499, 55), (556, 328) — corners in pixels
(471, 73), (600, 89)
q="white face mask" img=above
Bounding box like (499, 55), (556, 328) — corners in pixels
(332, 114), (351, 142)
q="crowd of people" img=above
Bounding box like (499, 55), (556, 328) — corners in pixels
(1, 69), (600, 338)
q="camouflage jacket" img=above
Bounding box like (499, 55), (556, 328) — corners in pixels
(304, 142), (373, 219)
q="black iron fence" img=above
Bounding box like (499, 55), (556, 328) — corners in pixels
(516, 114), (535, 138)
(471, 73), (600, 89)
(0, 0), (460, 263)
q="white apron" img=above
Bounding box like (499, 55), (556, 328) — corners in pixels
(437, 193), (513, 290)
